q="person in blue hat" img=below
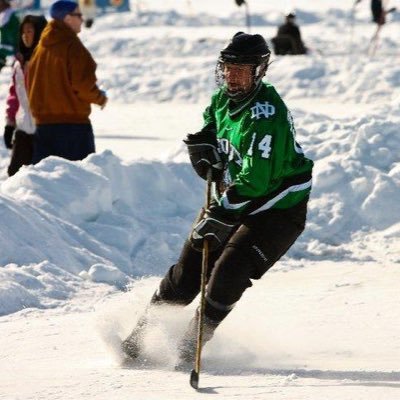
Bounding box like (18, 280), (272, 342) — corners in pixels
(27, 0), (107, 164)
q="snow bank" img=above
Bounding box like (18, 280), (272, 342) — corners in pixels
(0, 151), (203, 314)
(0, 151), (202, 274)
(0, 111), (399, 314)
(75, 7), (400, 104)
(1, 6), (398, 106)
(0, 261), (82, 315)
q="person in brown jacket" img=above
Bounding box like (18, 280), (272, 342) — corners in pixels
(27, 0), (107, 164)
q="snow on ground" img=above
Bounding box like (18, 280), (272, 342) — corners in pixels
(0, 0), (399, 398)
(1, 262), (400, 399)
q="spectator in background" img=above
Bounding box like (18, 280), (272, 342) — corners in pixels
(27, 0), (107, 165)
(79, 0), (96, 28)
(0, 0), (20, 71)
(4, 15), (47, 176)
(355, 0), (387, 26)
(272, 12), (308, 56)
(371, 0), (385, 24)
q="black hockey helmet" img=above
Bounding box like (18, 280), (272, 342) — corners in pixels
(216, 32), (271, 101)
(219, 32), (271, 65)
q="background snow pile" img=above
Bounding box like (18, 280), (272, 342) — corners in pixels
(0, 152), (201, 273)
(79, 5), (400, 104)
(0, 1), (399, 316)
(0, 113), (399, 315)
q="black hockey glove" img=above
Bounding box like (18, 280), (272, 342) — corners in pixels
(184, 131), (224, 182)
(190, 205), (238, 252)
(235, 0), (246, 6)
(3, 125), (14, 149)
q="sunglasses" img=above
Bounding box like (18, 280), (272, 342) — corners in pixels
(68, 12), (83, 19)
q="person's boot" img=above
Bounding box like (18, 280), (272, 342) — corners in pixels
(176, 309), (220, 370)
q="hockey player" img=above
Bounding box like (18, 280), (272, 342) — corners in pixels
(122, 32), (313, 366)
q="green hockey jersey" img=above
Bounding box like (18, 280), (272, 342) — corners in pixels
(203, 81), (313, 216)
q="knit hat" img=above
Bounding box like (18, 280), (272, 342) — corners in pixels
(50, 0), (78, 20)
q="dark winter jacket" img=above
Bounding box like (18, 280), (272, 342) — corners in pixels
(277, 23), (302, 43)
(371, 0), (384, 24)
(276, 22), (307, 55)
(27, 19), (106, 124)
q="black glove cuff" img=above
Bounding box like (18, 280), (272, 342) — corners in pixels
(183, 130), (218, 147)
(207, 204), (241, 225)
(190, 205), (239, 252)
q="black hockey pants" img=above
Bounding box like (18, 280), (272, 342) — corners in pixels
(155, 197), (308, 324)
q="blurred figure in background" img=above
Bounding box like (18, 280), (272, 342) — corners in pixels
(355, 0), (397, 55)
(371, 0), (386, 24)
(271, 12), (308, 55)
(4, 15), (47, 176)
(79, 0), (96, 28)
(27, 0), (107, 165)
(355, 0), (387, 25)
(0, 0), (20, 71)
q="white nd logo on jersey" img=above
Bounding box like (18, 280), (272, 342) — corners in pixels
(250, 102), (276, 120)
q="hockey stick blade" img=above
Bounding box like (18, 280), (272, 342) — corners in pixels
(190, 369), (199, 389)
